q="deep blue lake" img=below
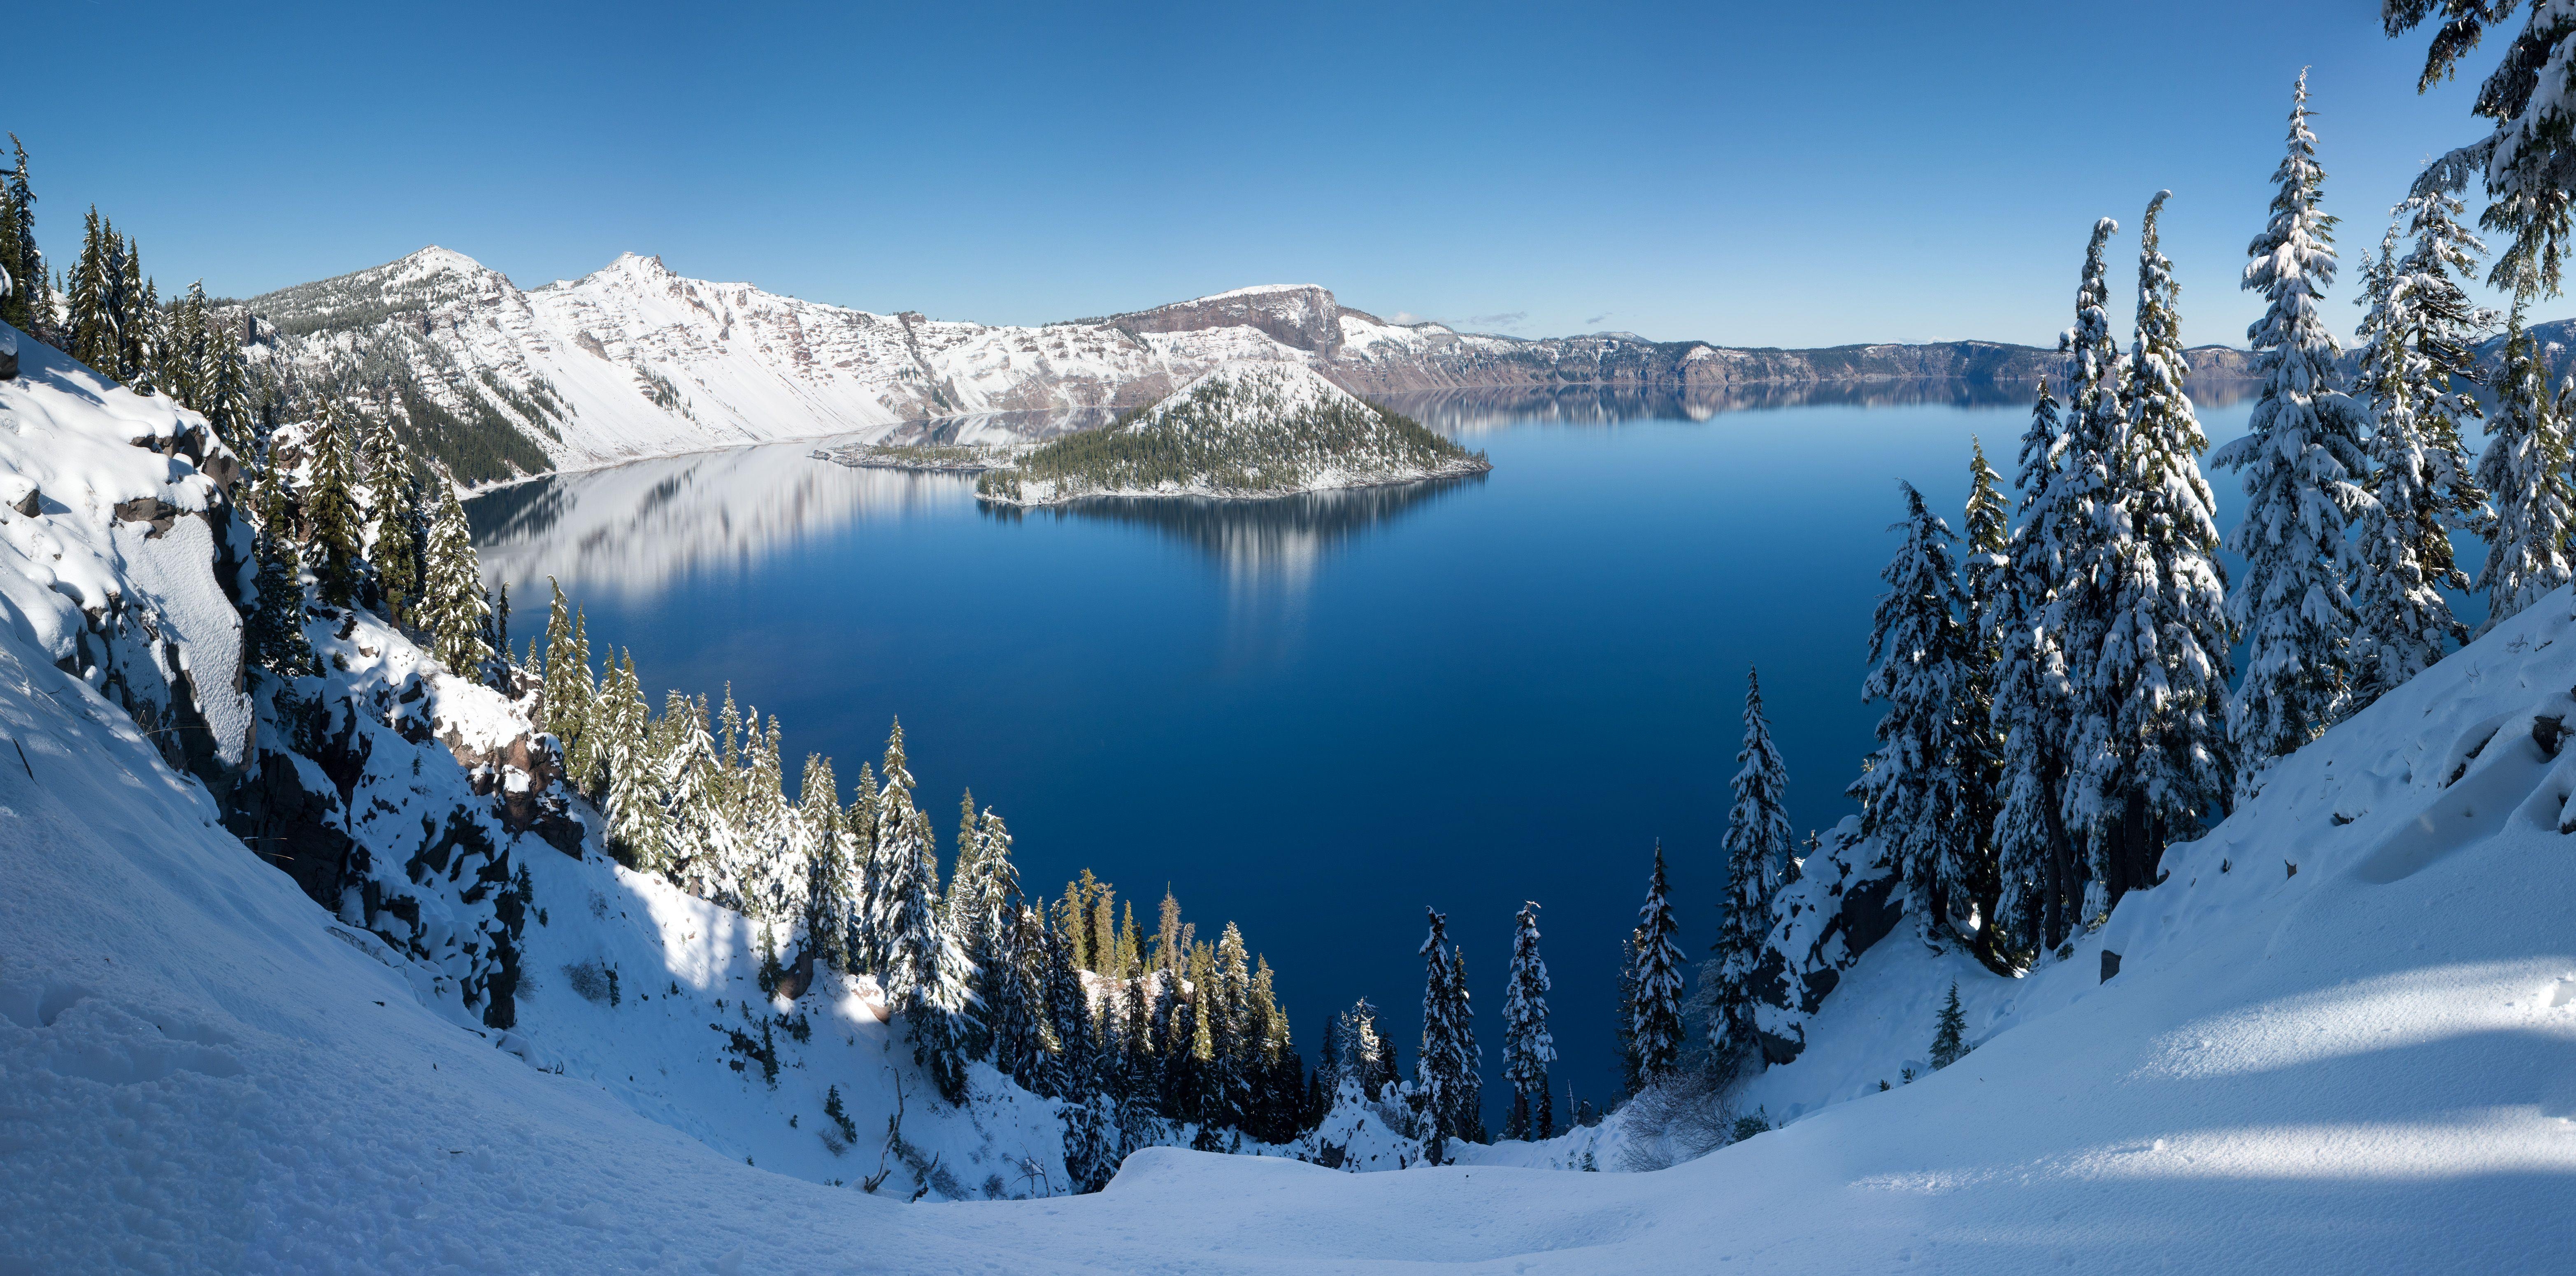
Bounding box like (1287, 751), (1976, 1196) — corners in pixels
(469, 385), (2270, 1118)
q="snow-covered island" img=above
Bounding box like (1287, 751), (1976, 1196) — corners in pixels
(972, 361), (1489, 506)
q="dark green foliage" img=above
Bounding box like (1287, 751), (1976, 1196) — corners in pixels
(66, 208), (118, 374)
(305, 407), (365, 608)
(0, 138), (35, 338)
(246, 529), (313, 677)
(1731, 1109), (1770, 1142)
(1930, 981), (1969, 1070)
(824, 1085), (858, 1142)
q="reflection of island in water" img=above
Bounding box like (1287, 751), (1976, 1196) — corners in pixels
(465, 437), (966, 601)
(983, 475), (1485, 590)
(1374, 376), (2257, 434)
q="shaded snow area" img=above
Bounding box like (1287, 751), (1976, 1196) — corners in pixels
(7, 308), (2576, 1270)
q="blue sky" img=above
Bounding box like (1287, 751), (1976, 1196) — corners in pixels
(5, 1), (2518, 347)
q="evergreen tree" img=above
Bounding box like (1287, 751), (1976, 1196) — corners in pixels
(2349, 189), (2491, 705)
(602, 653), (662, 869)
(116, 239), (151, 388)
(1627, 845), (1685, 1086)
(2213, 71), (2372, 794)
(1851, 483), (1976, 942)
(0, 136), (38, 340)
(163, 279), (209, 409)
(867, 723), (969, 1102)
(204, 333), (255, 461)
(2389, 1), (2576, 299)
(2474, 305), (2572, 632)
(420, 481), (493, 675)
(799, 754), (854, 971)
(1414, 908), (1465, 1161)
(1212, 921), (1254, 1126)
(362, 415), (423, 626)
(2074, 190), (2234, 912)
(1616, 929), (1642, 1097)
(1929, 982), (1969, 1071)
(1992, 380), (2083, 959)
(245, 527), (312, 678)
(1004, 904), (1054, 1094)
(663, 696), (733, 901)
(1711, 667), (1789, 1065)
(1500, 901), (1555, 1142)
(65, 209), (116, 375)
(1954, 440), (2009, 947)
(305, 404), (364, 609)
(537, 582), (593, 765)
(856, 720), (922, 973)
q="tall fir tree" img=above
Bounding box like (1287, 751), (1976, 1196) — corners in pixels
(361, 415), (423, 626)
(1414, 908), (1469, 1161)
(856, 720), (921, 973)
(65, 208), (116, 375)
(2213, 70), (2372, 795)
(1711, 667), (1789, 1065)
(116, 239), (152, 389)
(798, 754), (854, 971)
(1500, 901), (1555, 1142)
(305, 404), (364, 609)
(245, 527), (312, 678)
(1953, 439), (2009, 949)
(0, 135), (37, 339)
(1992, 380), (2083, 958)
(2473, 306), (2573, 632)
(421, 480), (493, 675)
(1929, 982), (1969, 1071)
(2074, 190), (2234, 912)
(602, 654), (663, 870)
(537, 581), (593, 762)
(1851, 483), (1976, 941)
(1627, 845), (1686, 1087)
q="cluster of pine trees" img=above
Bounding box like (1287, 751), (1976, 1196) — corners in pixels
(528, 602), (1329, 1169)
(1613, 70), (2566, 1115)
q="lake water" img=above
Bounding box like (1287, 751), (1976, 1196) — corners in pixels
(469, 384), (2267, 1115)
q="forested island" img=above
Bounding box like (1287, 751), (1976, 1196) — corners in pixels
(973, 362), (1488, 505)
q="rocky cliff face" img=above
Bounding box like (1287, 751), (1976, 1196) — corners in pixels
(233, 251), (2264, 482)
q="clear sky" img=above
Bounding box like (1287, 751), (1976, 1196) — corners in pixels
(3, 2), (2521, 349)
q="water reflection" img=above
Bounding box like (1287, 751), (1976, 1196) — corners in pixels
(467, 438), (966, 601)
(1374, 376), (2255, 434)
(979, 475), (1484, 592)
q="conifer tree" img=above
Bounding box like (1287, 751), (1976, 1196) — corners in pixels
(799, 754), (854, 971)
(305, 404), (364, 609)
(1616, 929), (1642, 1097)
(2474, 306), (2572, 632)
(1929, 982), (1969, 1071)
(421, 481), (493, 675)
(1852, 484), (1976, 941)
(2349, 189), (2491, 705)
(163, 279), (209, 409)
(538, 582), (593, 763)
(116, 239), (151, 388)
(2389, 1), (2576, 300)
(245, 528), (312, 678)
(603, 654), (663, 869)
(1414, 908), (1466, 1161)
(1711, 667), (1789, 1065)
(204, 334), (255, 461)
(1501, 901), (1555, 1142)
(663, 696), (732, 901)
(1627, 846), (1685, 1086)
(66, 209), (116, 375)
(1954, 440), (2009, 943)
(1005, 905), (1054, 1095)
(362, 416), (423, 626)
(1992, 381), (2083, 958)
(0, 137), (36, 339)
(856, 720), (923, 972)
(2075, 190), (2234, 910)
(1041, 914), (1091, 1101)
(2214, 71), (2372, 793)
(1212, 921), (1254, 1125)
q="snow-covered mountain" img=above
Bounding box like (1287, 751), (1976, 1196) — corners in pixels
(975, 361), (1490, 505)
(236, 248), (2257, 486)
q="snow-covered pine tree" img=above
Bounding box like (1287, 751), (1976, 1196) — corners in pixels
(960, 805), (1031, 1069)
(361, 416), (422, 627)
(1852, 484), (1976, 942)
(0, 158), (29, 336)
(2214, 71), (2373, 795)
(1211, 921), (1254, 1127)
(870, 730), (969, 1101)
(1954, 439), (2009, 946)
(2074, 190), (2234, 910)
(204, 334), (255, 463)
(0, 137), (39, 347)
(420, 481), (494, 677)
(1039, 919), (1091, 1100)
(305, 403), (364, 610)
(798, 754), (853, 972)
(65, 208), (115, 375)
(116, 240), (152, 389)
(1992, 380), (2082, 959)
(537, 581), (590, 759)
(603, 653), (665, 870)
(1501, 901), (1555, 1142)
(245, 526), (312, 678)
(1413, 908), (1468, 1161)
(2351, 191), (2492, 706)
(2474, 305), (2574, 632)
(1005, 904), (1054, 1095)
(1711, 666), (1789, 1065)
(2389, 0), (2576, 300)
(1929, 982), (1969, 1071)
(735, 717), (801, 921)
(1445, 946), (1483, 1146)
(856, 719), (922, 973)
(161, 279), (208, 410)
(663, 696), (735, 902)
(1628, 845), (1686, 1086)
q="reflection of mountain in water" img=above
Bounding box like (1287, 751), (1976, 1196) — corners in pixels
(985, 476), (1484, 589)
(467, 437), (967, 600)
(1374, 376), (2256, 434)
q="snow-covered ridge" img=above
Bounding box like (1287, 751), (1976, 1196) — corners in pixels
(234, 247), (2258, 487)
(974, 361), (1491, 506)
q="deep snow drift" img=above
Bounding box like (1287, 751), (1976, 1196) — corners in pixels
(6, 309), (2575, 1269)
